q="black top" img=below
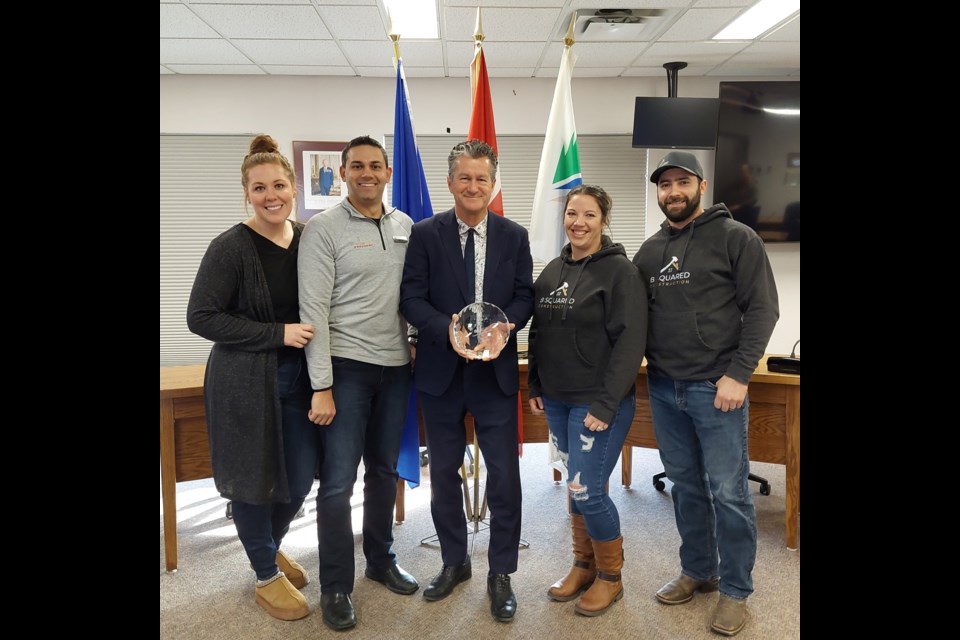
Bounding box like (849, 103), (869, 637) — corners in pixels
(244, 222), (302, 363)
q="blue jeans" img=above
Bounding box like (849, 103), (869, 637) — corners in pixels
(647, 374), (756, 599)
(542, 395), (635, 541)
(232, 354), (320, 581)
(316, 357), (411, 593)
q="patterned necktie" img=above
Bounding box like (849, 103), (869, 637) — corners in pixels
(464, 228), (476, 302)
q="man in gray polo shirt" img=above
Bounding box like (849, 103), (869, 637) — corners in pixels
(298, 136), (417, 631)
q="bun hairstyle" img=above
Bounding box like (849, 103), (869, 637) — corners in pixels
(565, 184), (612, 229)
(241, 134), (296, 191)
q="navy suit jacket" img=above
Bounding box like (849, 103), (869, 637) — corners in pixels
(400, 209), (534, 398)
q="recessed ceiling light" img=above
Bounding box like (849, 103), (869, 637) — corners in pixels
(713, 0), (799, 40)
(385, 0), (439, 40)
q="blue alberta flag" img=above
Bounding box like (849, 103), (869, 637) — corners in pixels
(393, 59), (433, 489)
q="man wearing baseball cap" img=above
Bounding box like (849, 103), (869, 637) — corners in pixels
(632, 151), (779, 636)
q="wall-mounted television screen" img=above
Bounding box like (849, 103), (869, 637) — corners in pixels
(713, 81), (800, 243)
(631, 97), (719, 149)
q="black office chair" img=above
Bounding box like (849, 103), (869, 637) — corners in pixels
(652, 471), (770, 496)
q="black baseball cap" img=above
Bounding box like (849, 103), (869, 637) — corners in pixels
(650, 151), (704, 184)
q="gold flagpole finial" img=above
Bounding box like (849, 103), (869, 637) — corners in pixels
(387, 9), (401, 62)
(474, 7), (484, 44)
(564, 12), (576, 47)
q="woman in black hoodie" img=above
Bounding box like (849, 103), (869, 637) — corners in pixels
(527, 185), (647, 616)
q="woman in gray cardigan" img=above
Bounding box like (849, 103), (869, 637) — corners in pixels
(187, 135), (319, 621)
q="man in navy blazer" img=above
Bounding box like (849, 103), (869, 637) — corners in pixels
(400, 140), (534, 623)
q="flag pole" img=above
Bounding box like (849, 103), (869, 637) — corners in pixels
(564, 11), (576, 47)
(471, 8), (484, 99)
(387, 9), (401, 65)
(474, 6), (484, 43)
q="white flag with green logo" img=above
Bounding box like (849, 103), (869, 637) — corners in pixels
(530, 46), (582, 264)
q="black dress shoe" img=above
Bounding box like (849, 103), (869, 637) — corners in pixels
(365, 563), (419, 595)
(423, 558), (472, 601)
(320, 592), (357, 631)
(487, 574), (517, 622)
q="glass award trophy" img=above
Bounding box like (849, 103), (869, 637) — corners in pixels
(452, 302), (510, 360)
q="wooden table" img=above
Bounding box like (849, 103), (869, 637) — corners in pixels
(160, 365), (210, 572)
(161, 356), (800, 571)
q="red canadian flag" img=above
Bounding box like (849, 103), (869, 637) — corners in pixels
(467, 44), (504, 216)
(467, 30), (523, 454)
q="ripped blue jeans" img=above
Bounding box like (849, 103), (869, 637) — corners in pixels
(542, 394), (635, 541)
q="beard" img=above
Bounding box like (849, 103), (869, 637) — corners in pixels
(659, 189), (702, 224)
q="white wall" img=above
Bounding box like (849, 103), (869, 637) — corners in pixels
(160, 74), (799, 353)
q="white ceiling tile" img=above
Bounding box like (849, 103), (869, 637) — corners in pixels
(572, 66), (630, 77)
(164, 64), (265, 75)
(544, 41), (646, 67)
(445, 0), (563, 6)
(446, 41), (476, 68)
(444, 7), (562, 42)
(341, 40), (443, 67)
(196, 0), (319, 4)
(645, 41), (748, 56)
(317, 5), (387, 40)
(570, 0), (690, 8)
(623, 65), (716, 77)
(484, 68), (536, 77)
(707, 66), (799, 77)
(190, 4), (331, 39)
(160, 39), (252, 65)
(638, 41), (747, 68)
(398, 67), (448, 78)
(160, 4), (220, 38)
(159, 3), (800, 78)
(727, 41), (801, 67)
(660, 8), (742, 41)
(694, 0), (753, 7)
(232, 39), (348, 66)
(476, 42), (549, 67)
(353, 66), (397, 78)
(262, 65), (358, 76)
(763, 15), (800, 42)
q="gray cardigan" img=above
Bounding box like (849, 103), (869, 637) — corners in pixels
(186, 222), (297, 504)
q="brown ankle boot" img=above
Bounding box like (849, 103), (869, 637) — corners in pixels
(548, 514), (596, 602)
(574, 536), (624, 616)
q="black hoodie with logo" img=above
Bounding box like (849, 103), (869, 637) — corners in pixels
(527, 237), (647, 424)
(632, 204), (779, 384)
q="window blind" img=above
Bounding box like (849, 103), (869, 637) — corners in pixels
(160, 134), (251, 366)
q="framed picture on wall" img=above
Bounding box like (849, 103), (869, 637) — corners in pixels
(293, 141), (347, 222)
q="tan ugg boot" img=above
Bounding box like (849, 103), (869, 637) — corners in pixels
(574, 536), (624, 617)
(255, 573), (311, 621)
(547, 514), (596, 602)
(276, 549), (309, 590)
